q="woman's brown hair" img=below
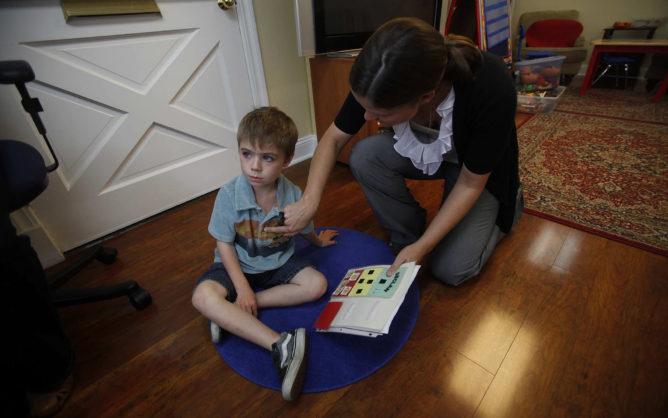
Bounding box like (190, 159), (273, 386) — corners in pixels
(349, 17), (482, 108)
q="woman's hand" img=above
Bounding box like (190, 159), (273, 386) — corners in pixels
(264, 197), (316, 236)
(316, 229), (339, 247)
(386, 242), (429, 276)
(234, 284), (257, 317)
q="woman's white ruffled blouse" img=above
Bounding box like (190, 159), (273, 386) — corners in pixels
(392, 89), (455, 175)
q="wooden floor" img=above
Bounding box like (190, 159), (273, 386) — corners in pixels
(53, 160), (668, 418)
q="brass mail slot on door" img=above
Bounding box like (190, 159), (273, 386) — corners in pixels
(61, 0), (161, 20)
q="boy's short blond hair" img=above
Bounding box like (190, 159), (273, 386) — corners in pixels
(237, 107), (298, 158)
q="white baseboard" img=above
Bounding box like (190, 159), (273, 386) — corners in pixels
(11, 207), (64, 268)
(24, 226), (65, 268)
(291, 134), (316, 165)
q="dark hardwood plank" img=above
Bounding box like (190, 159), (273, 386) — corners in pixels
(475, 240), (668, 418)
(474, 266), (583, 418)
(54, 194), (215, 389)
(320, 346), (493, 418)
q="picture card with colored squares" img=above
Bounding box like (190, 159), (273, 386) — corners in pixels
(314, 262), (420, 337)
(332, 264), (413, 299)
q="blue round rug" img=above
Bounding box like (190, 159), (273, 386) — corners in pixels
(216, 227), (420, 393)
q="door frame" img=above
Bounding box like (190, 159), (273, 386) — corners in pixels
(10, 0), (269, 267)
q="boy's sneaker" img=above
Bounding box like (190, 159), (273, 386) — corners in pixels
(271, 328), (307, 401)
(210, 322), (222, 344)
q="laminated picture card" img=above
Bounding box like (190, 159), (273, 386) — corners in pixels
(314, 262), (420, 337)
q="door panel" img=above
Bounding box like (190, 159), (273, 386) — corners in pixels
(0, 0), (259, 250)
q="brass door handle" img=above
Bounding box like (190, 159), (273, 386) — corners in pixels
(218, 0), (236, 10)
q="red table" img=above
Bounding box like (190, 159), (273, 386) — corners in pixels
(579, 39), (668, 102)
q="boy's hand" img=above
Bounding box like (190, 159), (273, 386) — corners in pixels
(316, 229), (339, 247)
(235, 285), (258, 316)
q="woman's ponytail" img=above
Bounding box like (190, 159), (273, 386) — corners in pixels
(443, 34), (483, 82)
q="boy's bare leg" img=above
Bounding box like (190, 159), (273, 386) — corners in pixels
(192, 280), (279, 350)
(255, 267), (327, 308)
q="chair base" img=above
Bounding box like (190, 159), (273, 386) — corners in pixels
(52, 281), (152, 310)
(48, 244), (152, 310)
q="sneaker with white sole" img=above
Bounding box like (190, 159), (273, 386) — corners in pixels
(210, 322), (222, 344)
(271, 328), (307, 401)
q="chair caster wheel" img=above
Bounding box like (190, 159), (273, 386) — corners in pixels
(129, 288), (152, 310)
(96, 247), (118, 264)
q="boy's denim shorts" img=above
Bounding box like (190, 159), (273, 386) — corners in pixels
(195, 254), (312, 302)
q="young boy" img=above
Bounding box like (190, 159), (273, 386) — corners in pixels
(192, 107), (337, 401)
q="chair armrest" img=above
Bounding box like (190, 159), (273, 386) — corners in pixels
(0, 60), (35, 84)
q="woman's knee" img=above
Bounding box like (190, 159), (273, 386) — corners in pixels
(348, 134), (394, 177)
(429, 255), (482, 287)
(348, 137), (375, 175)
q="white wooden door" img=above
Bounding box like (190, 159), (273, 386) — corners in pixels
(0, 0), (265, 251)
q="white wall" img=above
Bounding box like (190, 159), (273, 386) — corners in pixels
(252, 0), (313, 137)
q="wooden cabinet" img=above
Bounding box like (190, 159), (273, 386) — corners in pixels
(309, 56), (378, 164)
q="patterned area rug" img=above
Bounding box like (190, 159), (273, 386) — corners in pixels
(518, 106), (668, 255)
(557, 80), (668, 124)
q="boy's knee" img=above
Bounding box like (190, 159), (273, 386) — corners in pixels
(299, 268), (328, 300)
(192, 281), (226, 311)
(314, 273), (328, 299)
(191, 283), (209, 311)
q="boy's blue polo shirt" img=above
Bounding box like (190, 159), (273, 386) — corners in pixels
(208, 174), (314, 274)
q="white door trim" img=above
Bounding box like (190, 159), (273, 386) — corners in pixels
(237, 0), (269, 107)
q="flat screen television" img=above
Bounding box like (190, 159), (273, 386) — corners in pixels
(294, 0), (442, 56)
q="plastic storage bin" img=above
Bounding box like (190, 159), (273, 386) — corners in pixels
(517, 86), (565, 114)
(516, 55), (566, 92)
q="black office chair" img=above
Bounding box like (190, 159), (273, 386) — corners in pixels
(0, 60), (151, 310)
